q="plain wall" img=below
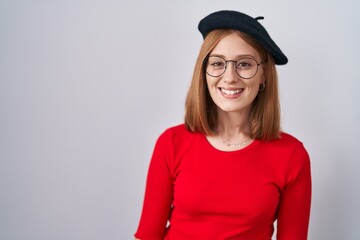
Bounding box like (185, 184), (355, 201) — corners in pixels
(1, 0), (359, 239)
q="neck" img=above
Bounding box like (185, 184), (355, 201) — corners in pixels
(216, 110), (251, 140)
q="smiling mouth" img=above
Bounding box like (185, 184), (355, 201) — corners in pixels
(219, 88), (244, 95)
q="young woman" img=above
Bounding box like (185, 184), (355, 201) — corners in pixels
(134, 10), (311, 240)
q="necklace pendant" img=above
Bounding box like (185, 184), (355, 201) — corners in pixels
(223, 139), (250, 148)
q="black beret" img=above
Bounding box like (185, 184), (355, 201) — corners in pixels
(198, 10), (288, 65)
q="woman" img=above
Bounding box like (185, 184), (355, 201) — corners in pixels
(134, 10), (311, 240)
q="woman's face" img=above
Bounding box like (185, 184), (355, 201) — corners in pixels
(206, 32), (265, 115)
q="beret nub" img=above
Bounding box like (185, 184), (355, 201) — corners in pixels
(198, 10), (288, 65)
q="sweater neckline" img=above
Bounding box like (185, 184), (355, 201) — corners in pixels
(201, 133), (260, 154)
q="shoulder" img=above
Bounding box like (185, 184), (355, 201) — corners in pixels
(259, 132), (310, 167)
(159, 124), (196, 141)
(153, 124), (197, 150)
(163, 123), (189, 135)
(264, 132), (306, 152)
(280, 132), (303, 145)
(275, 133), (311, 189)
(276, 132), (310, 170)
(153, 124), (198, 175)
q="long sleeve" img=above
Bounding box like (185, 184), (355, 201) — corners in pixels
(276, 143), (312, 240)
(134, 132), (174, 240)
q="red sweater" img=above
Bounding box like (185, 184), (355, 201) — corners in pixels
(135, 124), (311, 240)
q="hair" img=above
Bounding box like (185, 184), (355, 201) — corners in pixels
(184, 29), (281, 141)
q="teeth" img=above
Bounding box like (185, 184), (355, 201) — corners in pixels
(221, 88), (243, 95)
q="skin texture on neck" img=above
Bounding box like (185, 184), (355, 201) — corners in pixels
(206, 107), (254, 151)
(216, 108), (251, 142)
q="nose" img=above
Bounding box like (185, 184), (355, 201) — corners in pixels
(223, 61), (239, 83)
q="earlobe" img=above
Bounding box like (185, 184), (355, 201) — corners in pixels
(259, 82), (266, 91)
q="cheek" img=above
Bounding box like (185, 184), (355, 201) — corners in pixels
(244, 81), (261, 100)
(205, 77), (211, 89)
(206, 76), (214, 86)
(205, 78), (214, 98)
(206, 77), (218, 93)
(246, 78), (261, 90)
(247, 86), (260, 100)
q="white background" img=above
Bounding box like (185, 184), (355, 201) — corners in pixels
(1, 0), (359, 239)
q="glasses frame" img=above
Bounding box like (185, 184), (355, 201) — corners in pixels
(204, 55), (266, 79)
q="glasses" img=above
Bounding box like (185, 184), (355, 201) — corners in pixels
(205, 56), (265, 79)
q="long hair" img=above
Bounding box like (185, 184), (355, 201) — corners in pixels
(184, 29), (281, 141)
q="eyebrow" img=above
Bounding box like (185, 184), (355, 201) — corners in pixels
(209, 53), (257, 59)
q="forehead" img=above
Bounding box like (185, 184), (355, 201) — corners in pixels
(211, 33), (260, 59)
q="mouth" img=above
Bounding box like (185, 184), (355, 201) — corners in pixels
(219, 87), (244, 96)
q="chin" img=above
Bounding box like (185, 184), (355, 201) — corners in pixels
(219, 106), (243, 113)
(217, 104), (251, 114)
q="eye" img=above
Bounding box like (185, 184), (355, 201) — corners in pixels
(236, 60), (253, 68)
(207, 56), (226, 69)
(211, 61), (225, 67)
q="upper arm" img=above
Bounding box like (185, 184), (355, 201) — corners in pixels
(134, 132), (174, 239)
(276, 144), (312, 240)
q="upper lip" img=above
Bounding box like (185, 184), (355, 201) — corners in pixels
(218, 87), (244, 90)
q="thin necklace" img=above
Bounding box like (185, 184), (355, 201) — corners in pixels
(222, 138), (252, 148)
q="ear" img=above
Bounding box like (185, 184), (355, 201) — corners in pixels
(259, 61), (267, 84)
(259, 69), (266, 84)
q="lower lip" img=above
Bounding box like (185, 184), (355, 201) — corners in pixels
(218, 88), (243, 99)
